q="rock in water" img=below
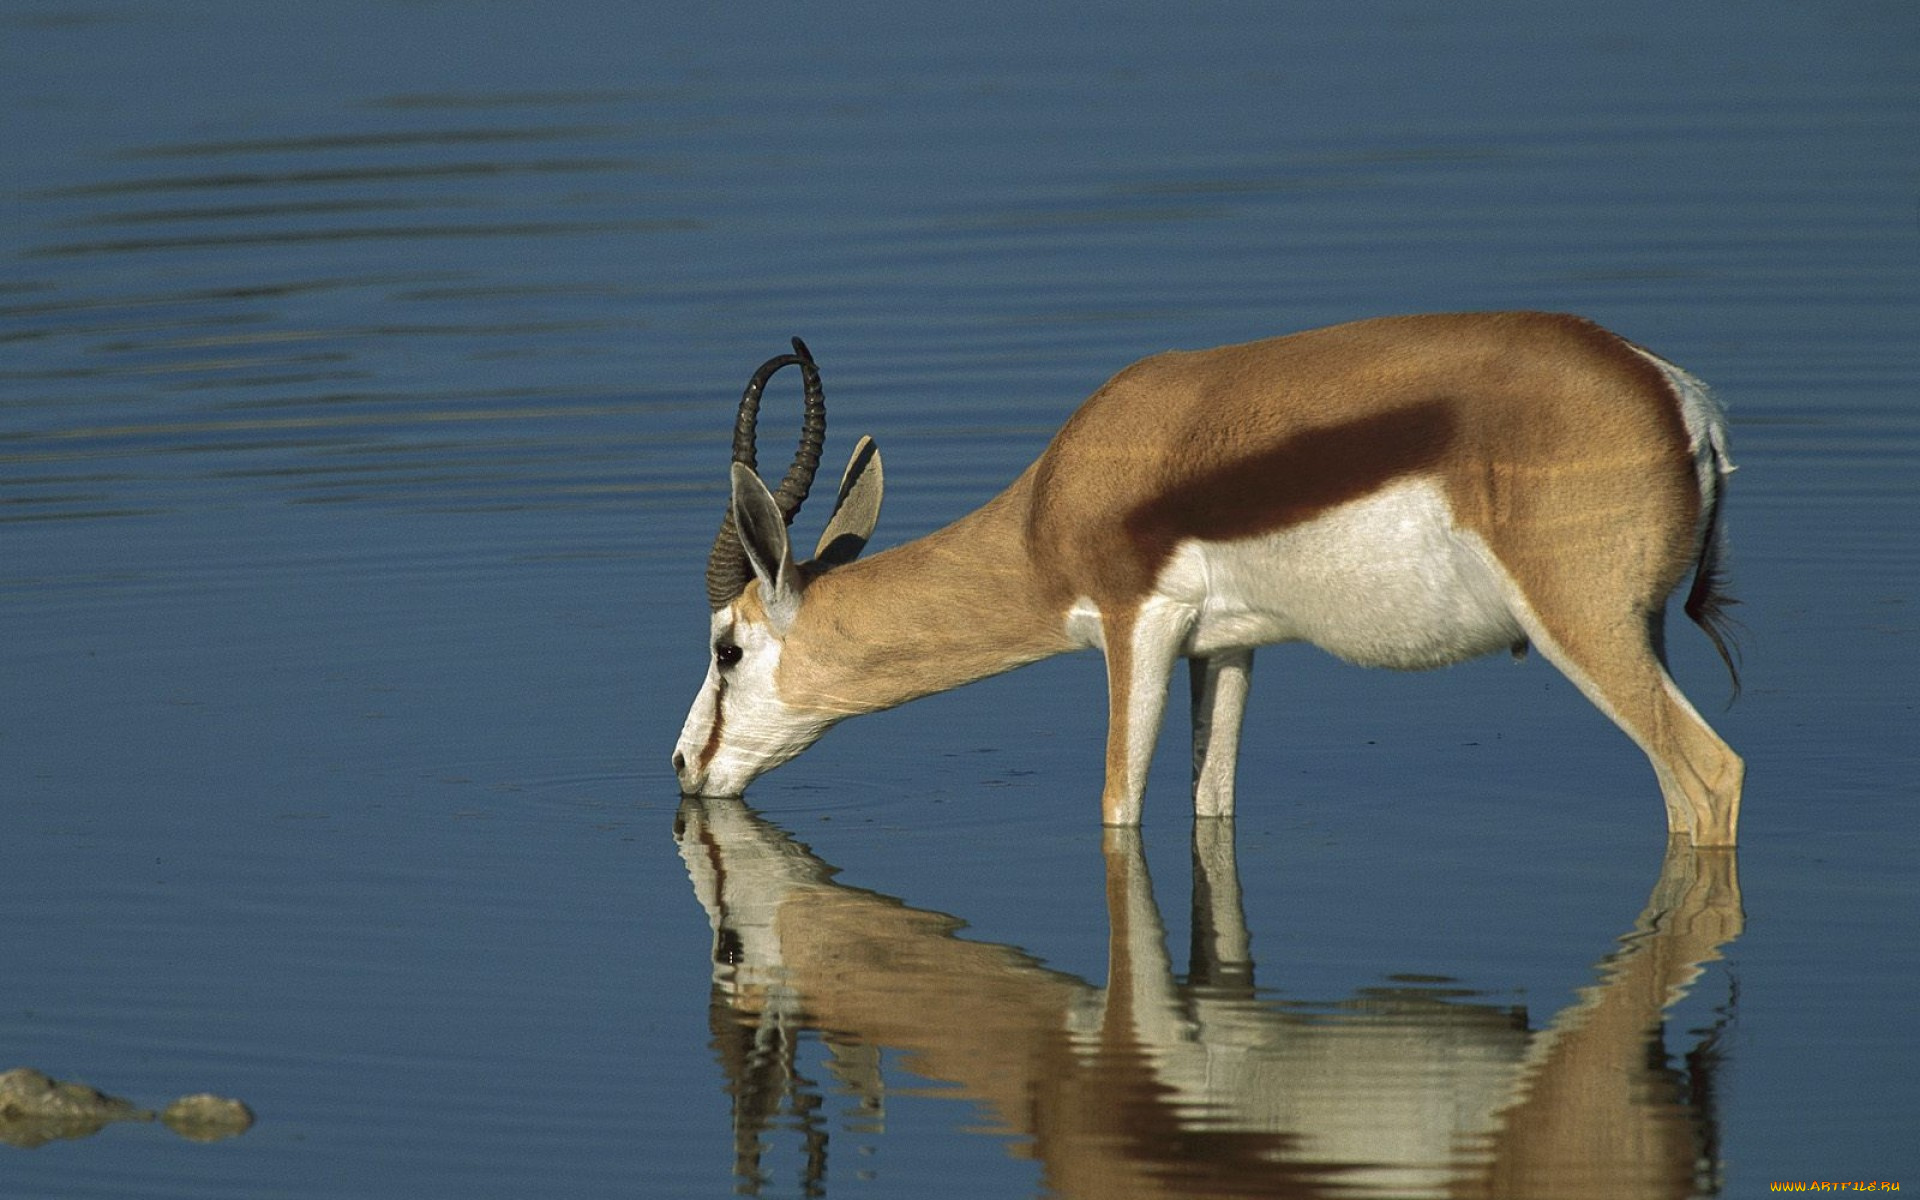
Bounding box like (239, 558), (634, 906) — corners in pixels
(162, 1093), (256, 1142)
(0, 1067), (145, 1148)
(0, 1067), (253, 1147)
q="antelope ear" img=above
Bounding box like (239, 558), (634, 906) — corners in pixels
(813, 437), (884, 567)
(730, 463), (800, 631)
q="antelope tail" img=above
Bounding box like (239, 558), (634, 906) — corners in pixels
(1684, 439), (1742, 702)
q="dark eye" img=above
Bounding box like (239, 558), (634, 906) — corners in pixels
(714, 641), (743, 669)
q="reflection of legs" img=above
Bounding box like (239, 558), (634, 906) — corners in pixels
(1525, 605), (1743, 847)
(1189, 818), (1254, 997)
(1101, 828), (1186, 1047)
(823, 1040), (886, 1136)
(1189, 649), (1254, 818)
(1645, 839), (1745, 956)
(1465, 840), (1743, 1195)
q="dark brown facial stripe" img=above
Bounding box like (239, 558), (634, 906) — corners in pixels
(696, 678), (727, 771)
(1124, 398), (1456, 567)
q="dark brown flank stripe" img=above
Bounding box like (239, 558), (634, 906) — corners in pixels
(1123, 398), (1457, 575)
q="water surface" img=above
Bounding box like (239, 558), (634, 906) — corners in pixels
(3, 2), (1915, 1196)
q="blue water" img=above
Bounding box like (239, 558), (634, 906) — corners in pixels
(3, 2), (1916, 1195)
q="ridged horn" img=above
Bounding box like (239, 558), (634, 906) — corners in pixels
(704, 338), (828, 610)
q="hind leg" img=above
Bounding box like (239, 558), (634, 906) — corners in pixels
(1521, 606), (1744, 846)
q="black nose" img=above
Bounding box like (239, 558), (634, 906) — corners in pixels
(672, 751), (686, 773)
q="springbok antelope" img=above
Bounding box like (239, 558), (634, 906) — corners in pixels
(672, 313), (1745, 845)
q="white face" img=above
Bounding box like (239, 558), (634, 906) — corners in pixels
(672, 602), (833, 797)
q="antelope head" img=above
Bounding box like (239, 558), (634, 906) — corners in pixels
(673, 339), (884, 797)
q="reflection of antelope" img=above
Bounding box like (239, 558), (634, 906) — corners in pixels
(672, 315), (1744, 844)
(677, 798), (1741, 1199)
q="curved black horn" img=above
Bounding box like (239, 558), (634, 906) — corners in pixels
(770, 338), (827, 522)
(703, 339), (828, 610)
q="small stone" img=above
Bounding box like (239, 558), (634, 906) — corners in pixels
(161, 1093), (255, 1142)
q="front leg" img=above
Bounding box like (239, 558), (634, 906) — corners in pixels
(1100, 600), (1195, 826)
(1189, 648), (1253, 817)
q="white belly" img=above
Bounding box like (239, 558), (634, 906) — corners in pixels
(1157, 477), (1524, 670)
